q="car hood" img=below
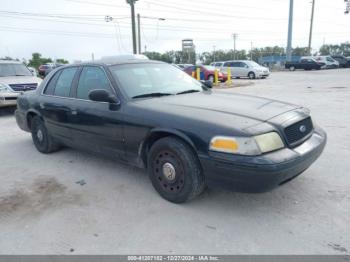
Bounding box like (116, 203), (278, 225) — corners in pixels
(0, 76), (42, 85)
(133, 91), (300, 130)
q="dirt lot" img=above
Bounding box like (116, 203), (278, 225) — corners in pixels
(0, 69), (349, 255)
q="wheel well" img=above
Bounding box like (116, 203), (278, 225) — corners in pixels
(26, 112), (39, 130)
(141, 131), (197, 168)
(248, 71), (255, 76)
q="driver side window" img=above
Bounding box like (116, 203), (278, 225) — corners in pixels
(77, 66), (112, 100)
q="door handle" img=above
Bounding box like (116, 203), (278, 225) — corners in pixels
(71, 109), (77, 115)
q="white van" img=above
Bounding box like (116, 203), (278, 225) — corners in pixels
(220, 60), (270, 79)
(314, 56), (339, 69)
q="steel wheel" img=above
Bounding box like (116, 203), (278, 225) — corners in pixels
(153, 150), (185, 194)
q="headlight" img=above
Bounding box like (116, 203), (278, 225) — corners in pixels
(209, 132), (284, 156)
(0, 83), (12, 93)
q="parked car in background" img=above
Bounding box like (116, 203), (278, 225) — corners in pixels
(210, 62), (224, 69)
(331, 55), (350, 68)
(285, 58), (324, 71)
(38, 63), (64, 77)
(220, 60), (270, 79)
(184, 65), (227, 82)
(314, 56), (339, 69)
(176, 64), (193, 70)
(0, 60), (42, 107)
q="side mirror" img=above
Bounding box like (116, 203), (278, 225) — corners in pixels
(201, 80), (213, 88)
(88, 89), (120, 104)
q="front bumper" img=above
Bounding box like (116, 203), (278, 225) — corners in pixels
(257, 72), (270, 78)
(199, 127), (327, 193)
(0, 93), (18, 107)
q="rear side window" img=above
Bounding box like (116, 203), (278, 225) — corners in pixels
(44, 71), (61, 95)
(53, 67), (78, 97)
(77, 66), (112, 100)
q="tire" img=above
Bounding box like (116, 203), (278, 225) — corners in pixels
(289, 66), (295, 71)
(31, 116), (61, 154)
(208, 75), (214, 83)
(248, 72), (256, 79)
(147, 137), (206, 203)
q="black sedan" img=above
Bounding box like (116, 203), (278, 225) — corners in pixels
(15, 55), (327, 203)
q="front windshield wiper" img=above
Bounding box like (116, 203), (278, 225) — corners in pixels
(176, 89), (201, 95)
(132, 92), (173, 99)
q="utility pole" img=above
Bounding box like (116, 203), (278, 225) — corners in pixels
(308, 0), (315, 56)
(232, 33), (238, 60)
(126, 0), (138, 54)
(136, 16), (165, 55)
(286, 0), (294, 62)
(137, 14), (141, 54)
(345, 0), (349, 14)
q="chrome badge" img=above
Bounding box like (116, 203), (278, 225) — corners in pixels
(299, 125), (307, 133)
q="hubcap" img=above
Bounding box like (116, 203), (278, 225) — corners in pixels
(153, 150), (185, 193)
(37, 129), (44, 142)
(162, 162), (176, 181)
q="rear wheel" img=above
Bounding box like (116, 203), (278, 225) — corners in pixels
(208, 75), (214, 83)
(147, 137), (206, 203)
(31, 116), (61, 153)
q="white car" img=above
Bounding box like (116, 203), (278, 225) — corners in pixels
(0, 60), (42, 107)
(220, 60), (270, 79)
(312, 56), (339, 69)
(210, 61), (224, 69)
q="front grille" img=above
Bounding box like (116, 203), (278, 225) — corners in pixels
(9, 83), (37, 92)
(284, 117), (313, 146)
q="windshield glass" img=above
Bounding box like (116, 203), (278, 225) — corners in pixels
(202, 66), (216, 70)
(0, 63), (32, 77)
(109, 63), (203, 98)
(245, 61), (261, 68)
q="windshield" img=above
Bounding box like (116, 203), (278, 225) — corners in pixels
(245, 61), (262, 68)
(202, 66), (216, 70)
(109, 63), (203, 99)
(0, 63), (33, 77)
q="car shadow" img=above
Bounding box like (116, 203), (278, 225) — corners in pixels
(0, 107), (16, 117)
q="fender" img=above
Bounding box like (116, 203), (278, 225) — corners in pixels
(137, 127), (198, 168)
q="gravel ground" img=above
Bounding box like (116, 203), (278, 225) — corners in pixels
(0, 69), (349, 255)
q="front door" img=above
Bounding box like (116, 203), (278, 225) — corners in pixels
(69, 66), (125, 160)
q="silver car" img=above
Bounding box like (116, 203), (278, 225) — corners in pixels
(0, 60), (42, 107)
(220, 60), (270, 79)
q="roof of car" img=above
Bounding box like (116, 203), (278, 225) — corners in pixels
(81, 54), (159, 66)
(0, 60), (22, 64)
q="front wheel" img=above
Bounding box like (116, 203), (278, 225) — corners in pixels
(31, 116), (61, 153)
(248, 72), (256, 79)
(147, 137), (206, 203)
(208, 75), (214, 83)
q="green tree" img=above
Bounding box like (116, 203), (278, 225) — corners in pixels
(28, 53), (53, 69)
(56, 58), (69, 64)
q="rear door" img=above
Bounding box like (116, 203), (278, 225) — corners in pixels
(40, 67), (80, 144)
(230, 62), (242, 77)
(69, 65), (125, 159)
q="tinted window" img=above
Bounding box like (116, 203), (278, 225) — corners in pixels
(231, 62), (241, 67)
(223, 62), (231, 67)
(44, 71), (61, 95)
(53, 67), (78, 97)
(77, 66), (112, 100)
